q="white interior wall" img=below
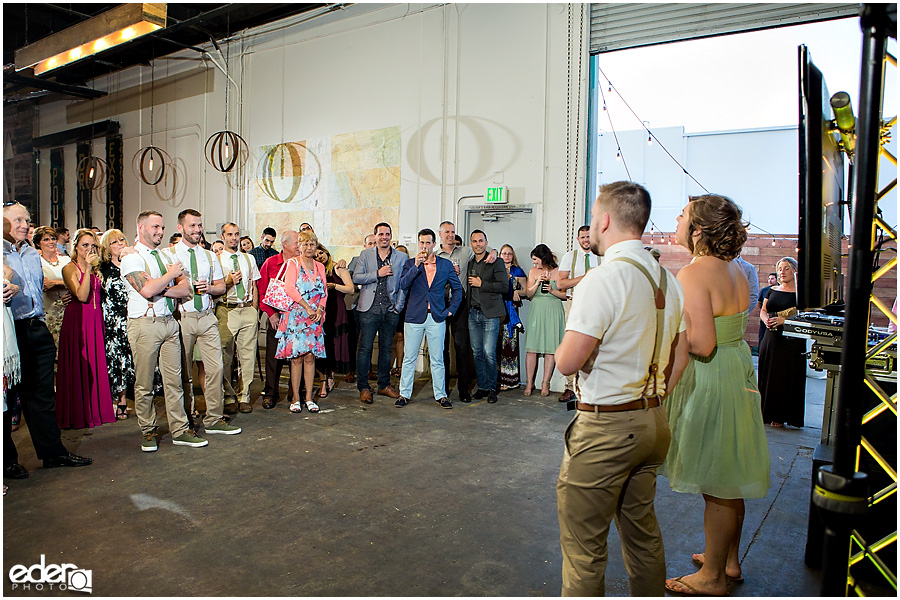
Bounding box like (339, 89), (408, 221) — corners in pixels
(35, 3), (591, 258)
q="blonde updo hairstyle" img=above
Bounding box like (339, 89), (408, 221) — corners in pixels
(686, 194), (748, 260)
(100, 229), (127, 262)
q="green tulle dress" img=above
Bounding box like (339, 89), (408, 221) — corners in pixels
(661, 312), (770, 499)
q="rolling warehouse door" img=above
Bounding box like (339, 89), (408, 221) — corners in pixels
(589, 3), (859, 54)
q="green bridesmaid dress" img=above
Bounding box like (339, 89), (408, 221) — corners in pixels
(661, 312), (771, 499)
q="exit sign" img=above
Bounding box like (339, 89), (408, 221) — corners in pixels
(486, 186), (508, 204)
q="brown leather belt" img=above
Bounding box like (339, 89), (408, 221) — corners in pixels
(576, 397), (662, 412)
(221, 302), (249, 309)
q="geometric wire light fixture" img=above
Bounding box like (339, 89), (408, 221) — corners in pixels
(133, 59), (170, 186)
(77, 154), (108, 190)
(205, 34), (248, 173)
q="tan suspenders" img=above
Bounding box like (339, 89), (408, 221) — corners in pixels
(608, 257), (668, 399)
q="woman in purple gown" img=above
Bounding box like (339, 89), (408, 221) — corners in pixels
(56, 229), (115, 429)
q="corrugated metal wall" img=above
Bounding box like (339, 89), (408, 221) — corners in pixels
(590, 3), (859, 54)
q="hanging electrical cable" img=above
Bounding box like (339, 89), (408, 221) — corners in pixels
(598, 83), (631, 180)
(598, 65), (710, 194)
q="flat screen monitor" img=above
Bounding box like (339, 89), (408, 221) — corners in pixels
(798, 45), (845, 311)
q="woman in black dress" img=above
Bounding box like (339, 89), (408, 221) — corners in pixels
(99, 229), (136, 419)
(758, 257), (805, 427)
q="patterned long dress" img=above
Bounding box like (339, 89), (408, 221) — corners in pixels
(498, 265), (526, 389)
(99, 261), (135, 396)
(275, 263), (327, 359)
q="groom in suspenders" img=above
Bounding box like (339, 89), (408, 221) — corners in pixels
(216, 222), (261, 414)
(557, 225), (600, 403)
(172, 209), (241, 437)
(555, 182), (689, 596)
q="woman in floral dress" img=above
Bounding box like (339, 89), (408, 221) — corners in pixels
(99, 229), (135, 419)
(275, 230), (327, 414)
(34, 227), (71, 346)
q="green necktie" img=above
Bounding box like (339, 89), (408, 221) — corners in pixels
(585, 252), (591, 275)
(232, 254), (246, 301)
(150, 250), (175, 313)
(188, 248), (202, 310)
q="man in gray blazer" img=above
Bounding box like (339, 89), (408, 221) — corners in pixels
(351, 222), (408, 404)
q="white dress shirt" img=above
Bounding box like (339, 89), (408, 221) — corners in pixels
(559, 247), (601, 298)
(120, 242), (177, 318)
(219, 249), (261, 304)
(170, 240), (224, 312)
(566, 239), (685, 405)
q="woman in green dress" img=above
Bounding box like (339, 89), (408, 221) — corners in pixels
(523, 244), (567, 396)
(662, 195), (770, 596)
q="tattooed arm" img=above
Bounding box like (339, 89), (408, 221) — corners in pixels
(125, 259), (185, 299)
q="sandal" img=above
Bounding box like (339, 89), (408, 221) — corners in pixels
(319, 383), (329, 399)
(523, 385), (533, 397)
(305, 400), (320, 413)
(289, 402), (303, 413)
(116, 403), (129, 420)
(390, 367), (401, 377)
(692, 554), (744, 582)
(541, 381), (551, 397)
(327, 376), (336, 392)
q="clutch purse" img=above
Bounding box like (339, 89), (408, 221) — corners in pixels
(262, 260), (294, 312)
(776, 307), (798, 319)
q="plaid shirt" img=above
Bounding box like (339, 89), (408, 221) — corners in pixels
(249, 245), (278, 271)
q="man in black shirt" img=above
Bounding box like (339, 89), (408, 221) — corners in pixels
(467, 229), (509, 404)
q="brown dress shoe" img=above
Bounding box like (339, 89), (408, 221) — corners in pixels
(239, 402), (253, 413)
(377, 385), (400, 399)
(360, 389), (374, 404)
(559, 389), (577, 403)
(224, 403), (239, 415)
(262, 397), (276, 409)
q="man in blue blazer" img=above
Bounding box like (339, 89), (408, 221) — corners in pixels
(395, 228), (463, 409)
(351, 222), (408, 404)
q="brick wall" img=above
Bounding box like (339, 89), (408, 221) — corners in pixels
(643, 234), (897, 348)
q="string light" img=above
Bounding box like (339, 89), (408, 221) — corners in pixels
(602, 102), (607, 112)
(608, 82), (612, 92)
(648, 134), (653, 146)
(148, 157), (154, 171)
(616, 150), (621, 161)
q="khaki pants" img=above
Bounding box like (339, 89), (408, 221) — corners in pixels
(179, 310), (225, 427)
(127, 316), (189, 439)
(563, 299), (574, 391)
(557, 405), (671, 597)
(216, 304), (258, 405)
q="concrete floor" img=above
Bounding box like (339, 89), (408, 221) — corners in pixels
(4, 361), (832, 596)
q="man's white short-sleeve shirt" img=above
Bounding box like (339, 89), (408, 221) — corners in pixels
(559, 247), (601, 298)
(566, 239), (685, 405)
(120, 242), (176, 318)
(219, 249), (261, 304)
(171, 240), (224, 312)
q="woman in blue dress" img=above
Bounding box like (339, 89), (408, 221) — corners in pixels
(275, 230), (327, 414)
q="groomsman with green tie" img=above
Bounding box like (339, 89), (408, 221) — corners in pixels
(557, 225), (600, 403)
(216, 222), (262, 415)
(172, 209), (241, 437)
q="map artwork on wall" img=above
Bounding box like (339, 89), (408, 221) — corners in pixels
(253, 125), (400, 263)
